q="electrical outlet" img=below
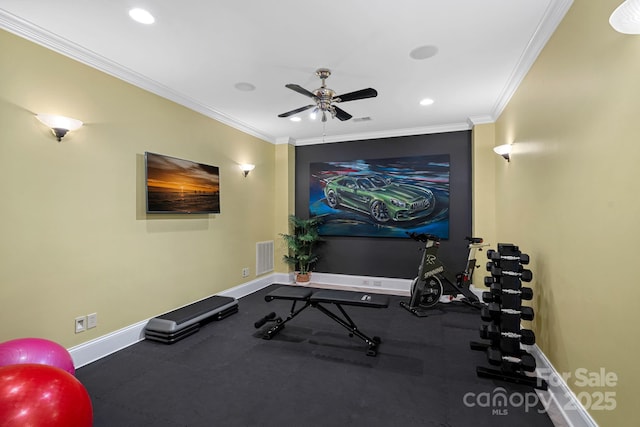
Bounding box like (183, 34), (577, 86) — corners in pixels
(87, 313), (98, 329)
(75, 316), (87, 333)
(242, 267), (250, 278)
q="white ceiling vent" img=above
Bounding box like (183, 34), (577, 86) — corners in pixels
(353, 117), (372, 123)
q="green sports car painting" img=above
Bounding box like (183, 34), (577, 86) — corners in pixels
(323, 174), (436, 223)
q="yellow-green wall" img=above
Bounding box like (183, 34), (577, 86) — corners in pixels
(274, 141), (295, 272)
(489, 1), (639, 424)
(471, 123), (498, 286)
(3, 1), (637, 422)
(0, 29), (278, 348)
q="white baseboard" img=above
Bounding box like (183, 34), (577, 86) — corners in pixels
(469, 284), (484, 299)
(69, 269), (596, 427)
(67, 319), (149, 370)
(216, 273), (285, 299)
(68, 274), (277, 369)
(67, 272), (405, 368)
(528, 344), (599, 427)
(309, 272), (411, 294)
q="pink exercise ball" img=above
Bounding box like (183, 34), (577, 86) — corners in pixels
(0, 364), (92, 427)
(0, 338), (75, 375)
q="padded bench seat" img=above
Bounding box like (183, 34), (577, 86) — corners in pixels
(264, 286), (313, 301)
(310, 289), (389, 308)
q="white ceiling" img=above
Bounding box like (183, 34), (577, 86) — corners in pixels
(0, 0), (572, 145)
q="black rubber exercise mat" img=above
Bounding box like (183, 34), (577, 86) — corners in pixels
(76, 285), (555, 427)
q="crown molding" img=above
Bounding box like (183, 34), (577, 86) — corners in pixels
(0, 9), (275, 144)
(490, 0), (573, 119)
(1, 1), (572, 147)
(293, 121), (471, 146)
(275, 137), (296, 145)
(467, 116), (495, 127)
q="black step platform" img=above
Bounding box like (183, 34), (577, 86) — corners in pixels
(145, 295), (238, 344)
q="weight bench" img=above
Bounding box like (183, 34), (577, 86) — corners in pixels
(145, 295), (238, 344)
(254, 286), (389, 356)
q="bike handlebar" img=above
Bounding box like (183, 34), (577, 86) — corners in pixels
(407, 233), (486, 245)
(407, 232), (440, 243)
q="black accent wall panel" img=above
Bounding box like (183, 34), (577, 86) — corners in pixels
(295, 131), (472, 279)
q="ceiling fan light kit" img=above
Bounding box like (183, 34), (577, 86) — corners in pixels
(278, 68), (378, 123)
(610, 0), (640, 34)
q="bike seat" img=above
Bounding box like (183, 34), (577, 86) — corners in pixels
(465, 236), (484, 244)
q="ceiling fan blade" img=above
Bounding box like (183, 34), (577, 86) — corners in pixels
(285, 84), (317, 99)
(335, 88), (378, 103)
(278, 104), (315, 118)
(333, 106), (352, 121)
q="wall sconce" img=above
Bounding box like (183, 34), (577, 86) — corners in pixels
(610, 0), (640, 34)
(239, 164), (255, 177)
(36, 114), (83, 142)
(493, 144), (512, 162)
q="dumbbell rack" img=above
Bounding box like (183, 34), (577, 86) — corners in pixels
(470, 243), (548, 390)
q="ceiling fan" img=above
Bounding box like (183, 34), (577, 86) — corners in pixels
(278, 68), (378, 122)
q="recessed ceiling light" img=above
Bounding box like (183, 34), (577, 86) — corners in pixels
(410, 45), (439, 60)
(420, 98), (435, 106)
(234, 82), (256, 91)
(290, 117), (301, 122)
(129, 8), (155, 25)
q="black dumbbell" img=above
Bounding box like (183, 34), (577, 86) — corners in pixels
(483, 292), (521, 308)
(483, 304), (534, 321)
(479, 324), (495, 341)
(519, 287), (533, 300)
(487, 250), (530, 264)
(480, 324), (535, 345)
(519, 329), (536, 345)
(491, 266), (533, 282)
(480, 305), (496, 322)
(521, 306), (534, 321)
(487, 284), (533, 299)
(261, 322), (285, 340)
(482, 291), (494, 303)
(487, 347), (536, 372)
(486, 325), (536, 345)
(254, 312), (277, 328)
(492, 286), (534, 301)
(490, 264), (524, 274)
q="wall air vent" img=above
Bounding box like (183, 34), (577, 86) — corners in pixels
(256, 241), (274, 275)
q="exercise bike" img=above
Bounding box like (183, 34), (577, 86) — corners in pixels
(400, 233), (489, 317)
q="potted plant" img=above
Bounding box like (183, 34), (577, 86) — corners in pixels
(280, 215), (322, 283)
